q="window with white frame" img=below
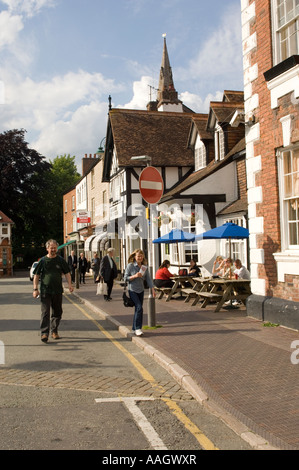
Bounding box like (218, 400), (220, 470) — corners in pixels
(223, 217), (248, 263)
(215, 124), (225, 161)
(272, 0), (299, 64)
(1, 223), (8, 235)
(278, 147), (299, 249)
(195, 141), (206, 170)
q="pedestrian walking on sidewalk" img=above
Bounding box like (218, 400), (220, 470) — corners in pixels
(91, 252), (101, 282)
(68, 250), (77, 282)
(33, 239), (73, 343)
(99, 248), (118, 301)
(124, 249), (155, 336)
(79, 252), (88, 284)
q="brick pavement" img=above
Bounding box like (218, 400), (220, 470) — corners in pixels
(72, 277), (299, 450)
(0, 368), (192, 401)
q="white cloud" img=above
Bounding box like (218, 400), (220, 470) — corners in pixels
(32, 101), (109, 164)
(120, 76), (152, 109)
(0, 68), (124, 165)
(179, 91), (223, 113)
(0, 10), (23, 47)
(1, 0), (55, 17)
(178, 6), (242, 86)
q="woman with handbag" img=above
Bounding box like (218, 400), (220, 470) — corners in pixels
(124, 249), (155, 336)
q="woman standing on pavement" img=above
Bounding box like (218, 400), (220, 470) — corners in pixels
(124, 249), (155, 336)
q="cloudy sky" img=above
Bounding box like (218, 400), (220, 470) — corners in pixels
(0, 0), (244, 169)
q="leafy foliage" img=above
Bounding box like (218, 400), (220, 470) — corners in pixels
(0, 130), (80, 266)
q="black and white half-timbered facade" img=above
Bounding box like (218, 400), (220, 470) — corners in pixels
(102, 108), (195, 274)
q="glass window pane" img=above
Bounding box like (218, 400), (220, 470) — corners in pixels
(289, 199), (297, 220)
(278, 2), (285, 27)
(285, 174), (292, 196)
(286, 0), (294, 21)
(289, 221), (298, 244)
(293, 173), (299, 195)
(284, 151), (292, 174)
(293, 149), (299, 171)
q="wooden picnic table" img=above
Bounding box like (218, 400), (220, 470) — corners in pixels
(198, 278), (251, 312)
(154, 276), (196, 301)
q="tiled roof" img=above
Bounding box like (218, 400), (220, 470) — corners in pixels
(191, 114), (212, 140)
(209, 101), (244, 125)
(223, 90), (244, 103)
(0, 211), (14, 224)
(109, 109), (194, 167)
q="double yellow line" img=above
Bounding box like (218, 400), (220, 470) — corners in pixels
(65, 293), (218, 450)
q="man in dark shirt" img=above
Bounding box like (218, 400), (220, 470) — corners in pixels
(33, 239), (73, 342)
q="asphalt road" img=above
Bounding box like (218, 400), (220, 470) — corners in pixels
(0, 273), (252, 452)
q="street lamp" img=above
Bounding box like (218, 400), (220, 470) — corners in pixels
(130, 155), (156, 327)
(131, 155), (152, 164)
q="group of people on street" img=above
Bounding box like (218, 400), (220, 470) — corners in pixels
(67, 251), (89, 284)
(32, 238), (250, 343)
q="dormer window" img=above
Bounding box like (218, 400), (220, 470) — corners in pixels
(215, 124), (225, 161)
(1, 223), (8, 235)
(194, 141), (206, 170)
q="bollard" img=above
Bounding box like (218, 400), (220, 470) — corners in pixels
(147, 293), (156, 327)
(75, 268), (79, 289)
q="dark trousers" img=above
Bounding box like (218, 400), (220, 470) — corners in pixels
(70, 267), (76, 282)
(80, 269), (86, 283)
(40, 293), (63, 336)
(105, 272), (115, 298)
(129, 291), (144, 331)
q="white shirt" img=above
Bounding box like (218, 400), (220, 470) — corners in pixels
(234, 265), (250, 280)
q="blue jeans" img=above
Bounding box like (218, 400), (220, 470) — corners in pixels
(129, 290), (144, 331)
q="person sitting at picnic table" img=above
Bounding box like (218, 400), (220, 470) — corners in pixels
(154, 260), (175, 288)
(212, 256), (224, 276)
(234, 259), (250, 280)
(221, 257), (235, 279)
(187, 259), (201, 277)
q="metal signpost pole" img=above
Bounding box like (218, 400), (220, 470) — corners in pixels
(146, 204), (156, 327)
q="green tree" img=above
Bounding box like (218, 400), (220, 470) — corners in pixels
(0, 131), (81, 266)
(0, 129), (51, 265)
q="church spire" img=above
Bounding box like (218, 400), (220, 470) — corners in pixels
(157, 35), (183, 112)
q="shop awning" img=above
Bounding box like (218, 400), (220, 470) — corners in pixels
(57, 241), (73, 250)
(91, 232), (107, 252)
(84, 234), (96, 251)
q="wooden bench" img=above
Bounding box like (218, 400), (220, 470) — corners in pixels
(154, 287), (173, 300)
(198, 292), (222, 309)
(181, 288), (202, 306)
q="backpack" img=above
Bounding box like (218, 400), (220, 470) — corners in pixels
(179, 268), (188, 276)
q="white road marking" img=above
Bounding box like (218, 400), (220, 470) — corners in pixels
(95, 397), (167, 450)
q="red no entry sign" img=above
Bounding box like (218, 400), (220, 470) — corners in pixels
(139, 166), (164, 204)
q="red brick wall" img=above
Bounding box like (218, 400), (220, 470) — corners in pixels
(250, 0), (299, 300)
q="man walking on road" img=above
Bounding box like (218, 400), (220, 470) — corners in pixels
(33, 239), (74, 343)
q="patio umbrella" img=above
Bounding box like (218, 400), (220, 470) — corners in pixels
(195, 222), (249, 258)
(153, 229), (196, 268)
